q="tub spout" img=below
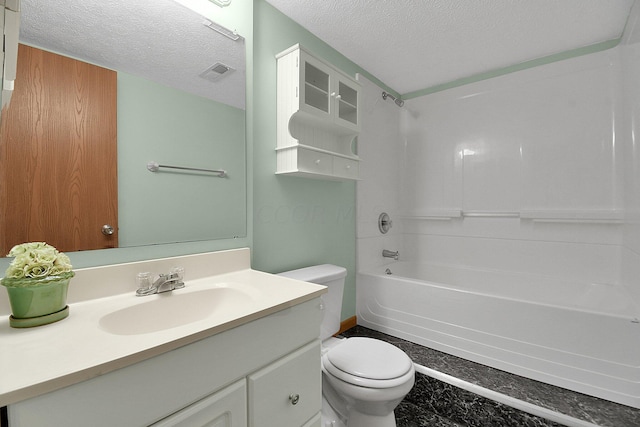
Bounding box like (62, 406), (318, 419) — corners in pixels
(382, 249), (399, 260)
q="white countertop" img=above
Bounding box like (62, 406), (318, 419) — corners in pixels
(0, 249), (326, 406)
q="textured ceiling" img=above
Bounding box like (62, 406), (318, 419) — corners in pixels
(19, 0), (246, 109)
(265, 0), (635, 95)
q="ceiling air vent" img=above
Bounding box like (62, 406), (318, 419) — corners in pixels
(199, 62), (235, 82)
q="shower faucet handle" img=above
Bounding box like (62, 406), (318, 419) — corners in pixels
(378, 212), (393, 234)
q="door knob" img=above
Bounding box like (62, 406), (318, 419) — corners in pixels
(101, 224), (115, 235)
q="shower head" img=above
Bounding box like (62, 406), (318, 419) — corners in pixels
(382, 91), (404, 107)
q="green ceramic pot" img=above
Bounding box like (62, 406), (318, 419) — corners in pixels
(2, 272), (74, 327)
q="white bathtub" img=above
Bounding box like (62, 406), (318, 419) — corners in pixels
(356, 262), (640, 408)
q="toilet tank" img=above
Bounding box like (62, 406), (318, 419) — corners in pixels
(278, 264), (347, 340)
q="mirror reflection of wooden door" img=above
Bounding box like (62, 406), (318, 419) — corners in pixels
(0, 44), (117, 254)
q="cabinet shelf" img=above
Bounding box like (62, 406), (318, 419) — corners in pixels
(304, 83), (329, 113)
(339, 99), (357, 109)
(275, 145), (359, 181)
(305, 81), (328, 95)
(338, 101), (357, 126)
(277, 143), (360, 161)
(276, 44), (361, 181)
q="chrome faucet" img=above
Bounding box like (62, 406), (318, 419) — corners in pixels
(382, 249), (399, 260)
(136, 267), (185, 296)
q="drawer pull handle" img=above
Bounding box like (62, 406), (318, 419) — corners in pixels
(289, 393), (300, 405)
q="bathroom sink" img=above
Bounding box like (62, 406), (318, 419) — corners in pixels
(98, 285), (258, 335)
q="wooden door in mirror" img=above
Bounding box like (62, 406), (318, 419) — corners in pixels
(0, 44), (118, 254)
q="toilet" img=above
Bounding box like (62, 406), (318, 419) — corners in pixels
(279, 265), (415, 427)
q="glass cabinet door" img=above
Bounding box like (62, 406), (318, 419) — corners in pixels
(334, 77), (359, 132)
(299, 52), (332, 120)
(297, 50), (360, 133)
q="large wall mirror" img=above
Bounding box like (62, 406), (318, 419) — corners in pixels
(0, 0), (248, 255)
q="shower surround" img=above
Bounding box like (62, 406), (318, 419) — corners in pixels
(355, 1), (640, 409)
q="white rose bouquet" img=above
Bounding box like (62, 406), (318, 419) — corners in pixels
(2, 242), (74, 287)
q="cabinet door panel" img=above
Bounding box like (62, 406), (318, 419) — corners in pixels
(335, 78), (360, 132)
(248, 341), (321, 427)
(299, 52), (332, 119)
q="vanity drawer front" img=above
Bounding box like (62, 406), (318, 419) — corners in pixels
(248, 340), (321, 427)
(333, 156), (359, 179)
(297, 148), (333, 175)
(301, 412), (321, 427)
(151, 379), (247, 427)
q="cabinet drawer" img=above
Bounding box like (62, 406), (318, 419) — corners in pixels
(248, 341), (321, 427)
(297, 148), (333, 175)
(302, 413), (322, 427)
(151, 379), (246, 427)
(333, 156), (359, 179)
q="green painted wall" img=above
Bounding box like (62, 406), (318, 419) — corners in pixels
(252, 0), (382, 320)
(118, 73), (246, 247)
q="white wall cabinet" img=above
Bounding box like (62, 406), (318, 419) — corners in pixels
(276, 44), (361, 180)
(7, 299), (323, 427)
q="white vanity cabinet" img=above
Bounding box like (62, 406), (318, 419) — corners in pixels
(6, 298), (323, 427)
(248, 341), (321, 427)
(276, 44), (361, 180)
(151, 379), (247, 427)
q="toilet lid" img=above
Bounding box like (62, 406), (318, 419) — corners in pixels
(326, 337), (412, 380)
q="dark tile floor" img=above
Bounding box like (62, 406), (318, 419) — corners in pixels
(397, 374), (563, 427)
(341, 326), (640, 427)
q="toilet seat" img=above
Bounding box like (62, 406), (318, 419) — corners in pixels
(323, 337), (414, 389)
